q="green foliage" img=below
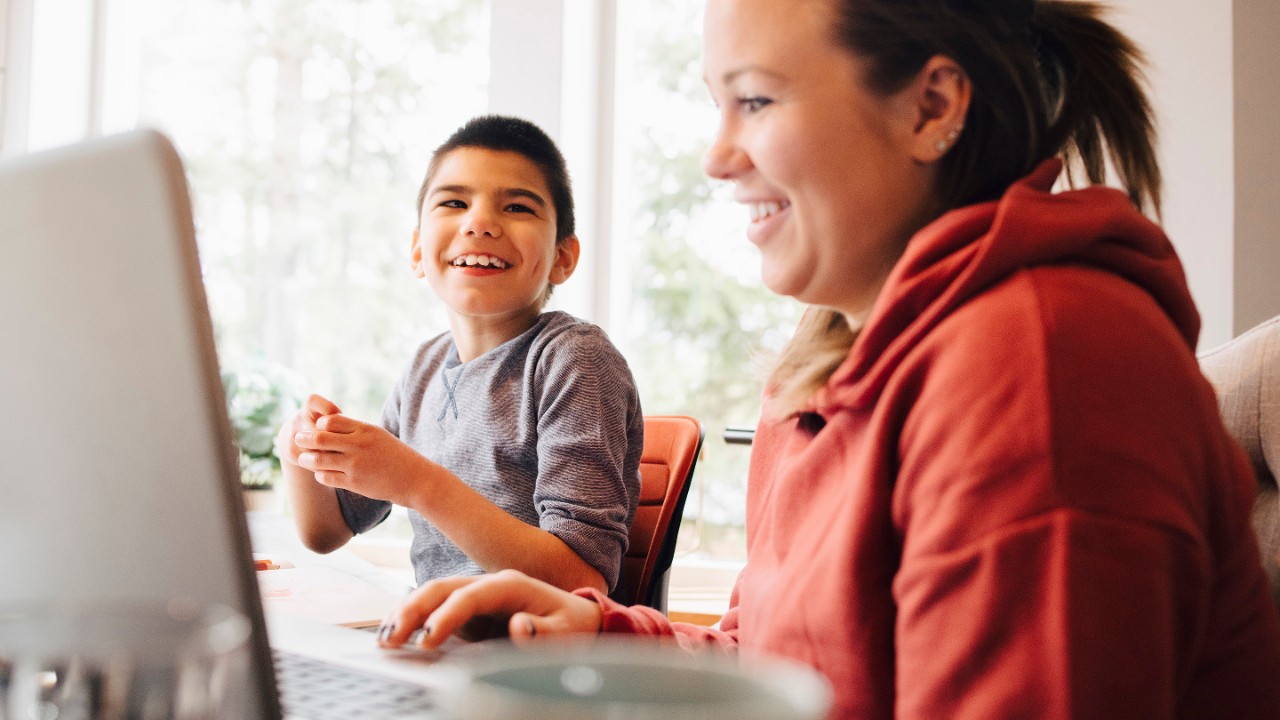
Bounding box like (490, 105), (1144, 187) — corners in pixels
(222, 360), (305, 488)
(140, 0), (483, 423)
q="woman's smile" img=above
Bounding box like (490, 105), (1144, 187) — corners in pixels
(744, 199), (792, 246)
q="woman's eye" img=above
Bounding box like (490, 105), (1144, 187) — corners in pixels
(737, 96), (772, 113)
(506, 203), (535, 214)
(438, 199), (466, 209)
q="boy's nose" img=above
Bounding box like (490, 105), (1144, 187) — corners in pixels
(462, 209), (502, 238)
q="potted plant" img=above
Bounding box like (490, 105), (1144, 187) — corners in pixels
(222, 359), (303, 512)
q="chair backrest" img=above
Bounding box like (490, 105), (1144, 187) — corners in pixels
(612, 415), (704, 611)
(1198, 315), (1280, 608)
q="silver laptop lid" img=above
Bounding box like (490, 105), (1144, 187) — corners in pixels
(0, 129), (278, 718)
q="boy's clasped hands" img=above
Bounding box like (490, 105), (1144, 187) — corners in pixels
(277, 393), (432, 509)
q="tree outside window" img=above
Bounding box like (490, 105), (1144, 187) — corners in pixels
(613, 0), (804, 560)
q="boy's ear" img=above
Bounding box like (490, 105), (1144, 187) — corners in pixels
(548, 235), (580, 286)
(409, 228), (426, 278)
(908, 54), (972, 165)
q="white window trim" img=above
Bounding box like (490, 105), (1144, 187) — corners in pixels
(1, 0), (31, 156)
(488, 0), (619, 330)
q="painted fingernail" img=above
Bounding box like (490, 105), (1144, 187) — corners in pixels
(377, 623), (396, 642)
(423, 624), (433, 638)
(526, 617), (536, 637)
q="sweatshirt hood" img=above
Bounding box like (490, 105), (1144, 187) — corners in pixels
(813, 159), (1200, 414)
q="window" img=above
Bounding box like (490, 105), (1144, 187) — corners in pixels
(609, 0), (803, 562)
(103, 0), (489, 424)
(14, 0), (492, 544)
(6, 0), (802, 584)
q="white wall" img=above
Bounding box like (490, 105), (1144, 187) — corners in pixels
(1232, 0), (1280, 339)
(0, 0), (13, 153)
(1112, 0), (1280, 349)
(488, 0), (617, 328)
(488, 0), (564, 138)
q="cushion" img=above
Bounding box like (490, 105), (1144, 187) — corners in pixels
(1198, 315), (1280, 606)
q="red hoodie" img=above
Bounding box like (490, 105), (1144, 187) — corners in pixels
(579, 161), (1280, 718)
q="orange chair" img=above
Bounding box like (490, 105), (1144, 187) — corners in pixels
(611, 415), (705, 612)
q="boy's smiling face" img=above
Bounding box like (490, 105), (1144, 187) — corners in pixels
(412, 147), (578, 329)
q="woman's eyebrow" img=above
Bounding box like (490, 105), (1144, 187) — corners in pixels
(715, 65), (786, 86)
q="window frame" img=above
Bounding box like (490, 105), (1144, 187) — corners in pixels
(2, 0), (745, 609)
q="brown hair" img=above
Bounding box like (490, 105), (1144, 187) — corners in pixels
(768, 0), (1161, 416)
(417, 114), (575, 244)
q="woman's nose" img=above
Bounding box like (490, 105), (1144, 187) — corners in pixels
(702, 122), (748, 180)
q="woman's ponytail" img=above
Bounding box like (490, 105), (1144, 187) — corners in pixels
(1034, 1), (1162, 217)
(766, 0), (1163, 417)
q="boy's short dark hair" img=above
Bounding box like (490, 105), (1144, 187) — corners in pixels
(417, 115), (575, 243)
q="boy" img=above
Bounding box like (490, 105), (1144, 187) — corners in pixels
(277, 115), (643, 594)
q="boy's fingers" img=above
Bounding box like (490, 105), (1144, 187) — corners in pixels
(294, 430), (347, 451)
(312, 469), (349, 488)
(305, 394), (342, 419)
(297, 450), (346, 472)
(316, 413), (360, 433)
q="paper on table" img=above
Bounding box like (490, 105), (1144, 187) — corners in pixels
(257, 566), (400, 628)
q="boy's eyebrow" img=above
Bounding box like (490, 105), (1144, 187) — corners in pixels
(428, 184), (549, 208)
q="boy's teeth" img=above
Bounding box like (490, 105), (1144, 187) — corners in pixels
(453, 254), (508, 268)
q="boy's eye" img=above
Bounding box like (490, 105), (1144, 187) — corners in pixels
(506, 203), (535, 214)
(737, 96), (772, 113)
(438, 199), (466, 209)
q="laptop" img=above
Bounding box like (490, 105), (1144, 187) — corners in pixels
(0, 129), (451, 718)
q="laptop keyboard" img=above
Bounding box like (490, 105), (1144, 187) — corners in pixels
(273, 649), (440, 719)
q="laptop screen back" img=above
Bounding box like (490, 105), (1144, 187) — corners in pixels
(0, 130), (278, 717)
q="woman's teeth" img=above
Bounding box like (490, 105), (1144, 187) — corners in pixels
(748, 200), (790, 222)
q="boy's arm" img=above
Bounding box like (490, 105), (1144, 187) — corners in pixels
(276, 395), (355, 554)
(527, 326), (643, 593)
(406, 469), (608, 592)
(293, 413), (607, 591)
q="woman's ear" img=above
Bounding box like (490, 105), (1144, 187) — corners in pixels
(909, 55), (972, 164)
(409, 228), (426, 278)
(548, 235), (581, 286)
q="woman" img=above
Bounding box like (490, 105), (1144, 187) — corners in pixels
(380, 0), (1280, 716)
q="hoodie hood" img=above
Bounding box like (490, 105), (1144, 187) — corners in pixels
(813, 159), (1200, 415)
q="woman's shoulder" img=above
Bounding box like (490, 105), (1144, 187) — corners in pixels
(928, 262), (1194, 375)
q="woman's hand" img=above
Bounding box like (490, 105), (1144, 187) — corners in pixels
(378, 570), (604, 650)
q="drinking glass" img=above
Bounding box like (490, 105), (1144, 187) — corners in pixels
(0, 598), (250, 720)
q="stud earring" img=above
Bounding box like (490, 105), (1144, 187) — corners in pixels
(935, 126), (964, 154)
